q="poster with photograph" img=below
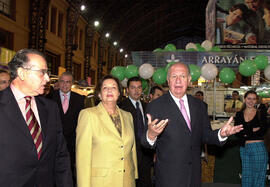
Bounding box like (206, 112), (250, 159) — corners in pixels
(215, 0), (270, 49)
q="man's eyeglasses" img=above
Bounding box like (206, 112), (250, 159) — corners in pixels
(22, 67), (51, 76)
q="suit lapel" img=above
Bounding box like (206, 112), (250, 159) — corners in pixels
(0, 87), (33, 143)
(187, 95), (196, 131)
(35, 96), (48, 145)
(166, 93), (191, 133)
(55, 90), (64, 114)
(67, 92), (74, 113)
(98, 103), (122, 139)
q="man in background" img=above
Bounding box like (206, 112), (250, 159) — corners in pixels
(195, 90), (208, 111)
(225, 90), (243, 113)
(0, 69), (10, 91)
(0, 48), (73, 186)
(149, 85), (164, 102)
(120, 76), (153, 187)
(51, 72), (85, 185)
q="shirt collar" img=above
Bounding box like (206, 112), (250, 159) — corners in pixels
(60, 90), (71, 97)
(10, 83), (30, 101)
(128, 96), (141, 107)
(169, 91), (188, 103)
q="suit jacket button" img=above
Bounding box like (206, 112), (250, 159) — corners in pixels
(123, 169), (125, 172)
(188, 162), (192, 165)
(121, 157), (124, 160)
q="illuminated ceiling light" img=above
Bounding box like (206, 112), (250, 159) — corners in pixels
(125, 54), (128, 58)
(113, 41), (118, 46)
(94, 21), (99, 27)
(119, 48), (124, 53)
(80, 4), (86, 11)
(105, 33), (110, 38)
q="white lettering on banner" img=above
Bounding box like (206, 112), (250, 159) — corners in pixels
(201, 55), (250, 64)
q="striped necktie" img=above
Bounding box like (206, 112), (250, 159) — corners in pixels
(25, 96), (42, 159)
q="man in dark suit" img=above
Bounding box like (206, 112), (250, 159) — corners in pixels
(51, 71), (85, 184)
(119, 76), (153, 187)
(141, 63), (243, 187)
(0, 49), (73, 186)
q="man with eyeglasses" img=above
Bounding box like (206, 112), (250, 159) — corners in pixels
(0, 48), (73, 186)
(0, 69), (10, 91)
(51, 71), (85, 186)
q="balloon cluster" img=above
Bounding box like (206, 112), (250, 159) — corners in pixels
(111, 40), (269, 88)
(153, 40), (222, 53)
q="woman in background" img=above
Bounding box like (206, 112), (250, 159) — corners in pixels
(76, 75), (138, 187)
(235, 90), (268, 187)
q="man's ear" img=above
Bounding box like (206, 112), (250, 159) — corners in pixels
(17, 67), (25, 80)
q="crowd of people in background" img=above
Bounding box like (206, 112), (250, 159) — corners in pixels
(0, 48), (270, 187)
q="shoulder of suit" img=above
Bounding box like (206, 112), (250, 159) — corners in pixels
(149, 92), (170, 105)
(36, 95), (58, 106)
(71, 91), (85, 98)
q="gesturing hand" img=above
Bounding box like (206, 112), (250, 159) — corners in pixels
(146, 114), (168, 141)
(220, 116), (243, 138)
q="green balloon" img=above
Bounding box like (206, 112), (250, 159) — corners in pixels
(255, 55), (268, 70)
(125, 65), (138, 79)
(141, 79), (148, 90)
(195, 43), (206, 52)
(211, 46), (222, 52)
(153, 68), (167, 85)
(153, 48), (163, 53)
(189, 64), (201, 82)
(239, 60), (258, 77)
(110, 66), (125, 81)
(165, 62), (177, 72)
(261, 91), (269, 98)
(219, 67), (236, 84)
(164, 44), (177, 51)
(186, 48), (196, 52)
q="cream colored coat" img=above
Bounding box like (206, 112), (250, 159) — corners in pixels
(76, 102), (138, 187)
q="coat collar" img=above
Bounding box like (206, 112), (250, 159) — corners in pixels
(97, 102), (127, 139)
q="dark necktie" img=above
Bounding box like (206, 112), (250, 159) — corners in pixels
(232, 100), (236, 109)
(25, 96), (42, 159)
(136, 102), (144, 137)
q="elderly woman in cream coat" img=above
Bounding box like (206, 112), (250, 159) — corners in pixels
(76, 75), (138, 187)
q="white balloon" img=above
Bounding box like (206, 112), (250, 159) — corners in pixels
(139, 63), (154, 79)
(201, 63), (218, 80)
(185, 42), (197, 50)
(264, 65), (270, 80)
(201, 40), (213, 51)
(121, 78), (128, 88)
